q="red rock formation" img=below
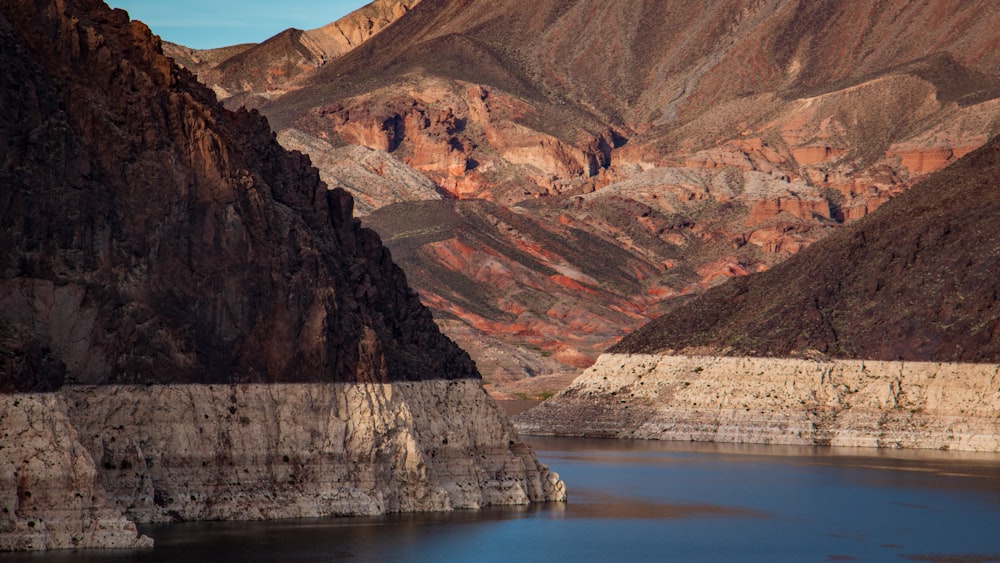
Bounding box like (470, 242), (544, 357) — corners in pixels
(747, 197), (831, 226)
(165, 0), (1000, 389)
(295, 82), (620, 203)
(613, 136), (1000, 362)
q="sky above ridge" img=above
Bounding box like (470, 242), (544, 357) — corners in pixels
(107, 0), (370, 49)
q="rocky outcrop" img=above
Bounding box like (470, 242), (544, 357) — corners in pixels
(0, 0), (473, 389)
(277, 128), (444, 216)
(62, 382), (562, 521)
(611, 135), (1000, 362)
(229, 0), (1000, 390)
(4, 382), (563, 550)
(289, 81), (620, 203)
(1, 379), (568, 552)
(515, 354), (1000, 452)
(0, 0), (562, 551)
(0, 394), (152, 551)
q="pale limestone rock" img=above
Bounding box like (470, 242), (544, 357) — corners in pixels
(1, 380), (563, 551)
(62, 380), (564, 522)
(515, 354), (1000, 452)
(0, 394), (152, 551)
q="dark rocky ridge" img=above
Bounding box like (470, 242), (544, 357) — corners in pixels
(0, 0), (477, 391)
(612, 135), (1000, 361)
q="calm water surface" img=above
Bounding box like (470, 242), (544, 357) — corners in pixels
(5, 436), (999, 562)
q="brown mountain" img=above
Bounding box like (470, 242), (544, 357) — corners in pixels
(164, 0), (421, 107)
(0, 0), (470, 391)
(206, 0), (1000, 392)
(612, 134), (1000, 361)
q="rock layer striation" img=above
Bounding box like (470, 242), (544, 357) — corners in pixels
(3, 381), (563, 550)
(243, 0), (1000, 385)
(515, 354), (1000, 452)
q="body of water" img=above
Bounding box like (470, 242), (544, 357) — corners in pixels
(4, 437), (999, 562)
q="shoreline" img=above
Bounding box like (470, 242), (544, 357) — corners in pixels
(514, 354), (1000, 452)
(1, 381), (565, 552)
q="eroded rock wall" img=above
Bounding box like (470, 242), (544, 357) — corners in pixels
(0, 394), (152, 551)
(515, 354), (1000, 452)
(2, 381), (564, 550)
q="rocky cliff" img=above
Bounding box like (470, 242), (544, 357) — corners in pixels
(0, 0), (468, 389)
(4, 380), (563, 550)
(0, 0), (562, 551)
(513, 82), (1000, 450)
(0, 394), (153, 551)
(514, 354), (1000, 452)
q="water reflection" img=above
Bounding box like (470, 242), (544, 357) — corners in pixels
(1, 436), (998, 562)
(530, 436), (1000, 495)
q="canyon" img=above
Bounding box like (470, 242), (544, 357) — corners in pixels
(3, 0), (1000, 550)
(0, 0), (561, 551)
(172, 0), (1000, 392)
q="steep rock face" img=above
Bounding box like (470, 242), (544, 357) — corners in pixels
(515, 354), (1000, 452)
(0, 394), (152, 551)
(62, 382), (564, 521)
(0, 0), (471, 388)
(3, 383), (564, 550)
(0, 0), (563, 551)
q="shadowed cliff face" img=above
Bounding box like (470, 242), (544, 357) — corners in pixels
(0, 0), (476, 391)
(0, 5), (569, 552)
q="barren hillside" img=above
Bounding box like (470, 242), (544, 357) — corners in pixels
(174, 0), (1000, 391)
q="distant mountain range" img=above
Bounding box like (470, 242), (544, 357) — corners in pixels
(169, 0), (1000, 393)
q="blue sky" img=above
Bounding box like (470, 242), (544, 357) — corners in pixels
(107, 1), (371, 49)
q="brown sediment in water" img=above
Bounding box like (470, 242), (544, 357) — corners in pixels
(559, 490), (763, 521)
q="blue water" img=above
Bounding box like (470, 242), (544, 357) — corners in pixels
(4, 437), (999, 562)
